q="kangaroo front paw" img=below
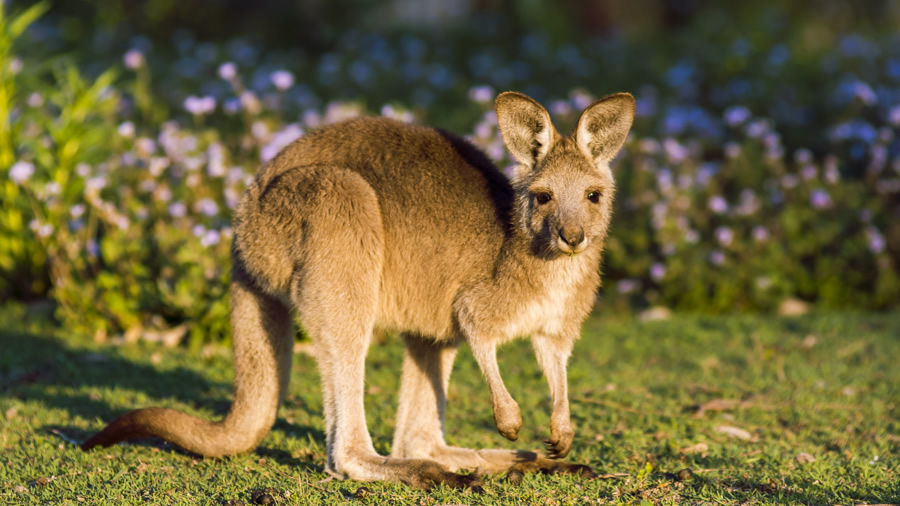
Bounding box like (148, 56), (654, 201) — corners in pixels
(544, 424), (574, 459)
(493, 402), (522, 441)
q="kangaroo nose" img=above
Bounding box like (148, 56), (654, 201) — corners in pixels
(560, 226), (585, 247)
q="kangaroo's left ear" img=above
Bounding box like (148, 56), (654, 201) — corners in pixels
(496, 91), (558, 171)
(575, 93), (635, 166)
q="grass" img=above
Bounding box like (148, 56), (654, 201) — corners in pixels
(1, 304), (898, 505)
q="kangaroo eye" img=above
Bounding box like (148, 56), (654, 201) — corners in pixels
(535, 192), (552, 205)
(587, 191), (602, 203)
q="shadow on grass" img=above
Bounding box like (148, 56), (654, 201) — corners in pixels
(0, 328), (324, 468)
(676, 455), (896, 505)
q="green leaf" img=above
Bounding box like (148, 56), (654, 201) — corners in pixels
(7, 2), (50, 39)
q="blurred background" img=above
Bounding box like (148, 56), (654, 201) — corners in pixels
(2, 0), (898, 344)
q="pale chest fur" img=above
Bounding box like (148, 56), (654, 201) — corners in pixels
(498, 256), (596, 340)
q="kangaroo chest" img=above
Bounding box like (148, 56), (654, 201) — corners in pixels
(498, 259), (592, 340)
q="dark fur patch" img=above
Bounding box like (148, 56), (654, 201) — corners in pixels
(435, 129), (515, 236)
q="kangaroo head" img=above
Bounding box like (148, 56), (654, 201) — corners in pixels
(495, 91), (635, 258)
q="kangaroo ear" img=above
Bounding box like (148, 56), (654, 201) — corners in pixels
(495, 92), (557, 170)
(575, 93), (635, 166)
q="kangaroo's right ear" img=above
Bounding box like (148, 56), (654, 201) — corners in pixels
(574, 93), (635, 167)
(496, 92), (557, 174)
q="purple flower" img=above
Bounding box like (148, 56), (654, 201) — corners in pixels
(468, 85), (494, 104)
(697, 163), (718, 186)
(663, 138), (688, 163)
(617, 279), (639, 294)
(570, 90), (592, 110)
(29, 220), (54, 238)
(473, 121), (491, 139)
(239, 91), (262, 115)
(736, 189), (759, 216)
(184, 95), (216, 115)
(196, 198), (219, 217)
(865, 226), (885, 254)
(123, 49), (145, 70)
(27, 92), (43, 107)
(636, 139), (659, 156)
(486, 141), (505, 161)
(650, 263), (666, 281)
(550, 100), (571, 116)
(9, 161), (34, 184)
(745, 119), (769, 138)
(715, 226), (734, 247)
(302, 109), (322, 128)
(136, 137), (156, 155)
(184, 156), (205, 172)
(752, 226), (770, 242)
(225, 187), (240, 209)
(139, 180), (156, 193)
(201, 229), (221, 247)
(656, 169), (673, 192)
(801, 164), (818, 181)
(149, 157), (170, 177)
(251, 121), (270, 141)
(794, 148), (812, 164)
(8, 57), (22, 74)
(889, 105), (900, 127)
(709, 250), (726, 266)
(708, 195), (728, 214)
(168, 202), (186, 217)
(218, 62), (237, 80)
(155, 186), (172, 203)
(380, 105), (414, 123)
(724, 105), (751, 126)
(117, 121), (135, 138)
(260, 124), (304, 163)
(724, 142), (741, 159)
(810, 188), (833, 209)
(85, 176), (107, 192)
(852, 81), (877, 105)
(271, 70), (295, 90)
(223, 98), (240, 115)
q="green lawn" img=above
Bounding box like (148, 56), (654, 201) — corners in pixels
(1, 305), (898, 505)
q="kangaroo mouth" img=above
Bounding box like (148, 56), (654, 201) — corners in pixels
(555, 237), (588, 255)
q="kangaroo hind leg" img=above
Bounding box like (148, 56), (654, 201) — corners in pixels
(291, 169), (478, 489)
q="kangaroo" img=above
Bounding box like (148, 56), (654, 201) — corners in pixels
(81, 91), (635, 489)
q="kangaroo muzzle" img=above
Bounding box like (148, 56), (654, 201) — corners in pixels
(557, 225), (586, 254)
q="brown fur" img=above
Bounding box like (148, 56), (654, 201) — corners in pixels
(81, 92), (635, 489)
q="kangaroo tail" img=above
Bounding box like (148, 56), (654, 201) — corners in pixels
(82, 266), (294, 457)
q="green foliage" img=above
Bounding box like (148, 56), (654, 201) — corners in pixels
(2, 1), (898, 342)
(0, 1), (50, 297)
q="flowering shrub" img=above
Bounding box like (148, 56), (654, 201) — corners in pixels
(2, 3), (898, 343)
